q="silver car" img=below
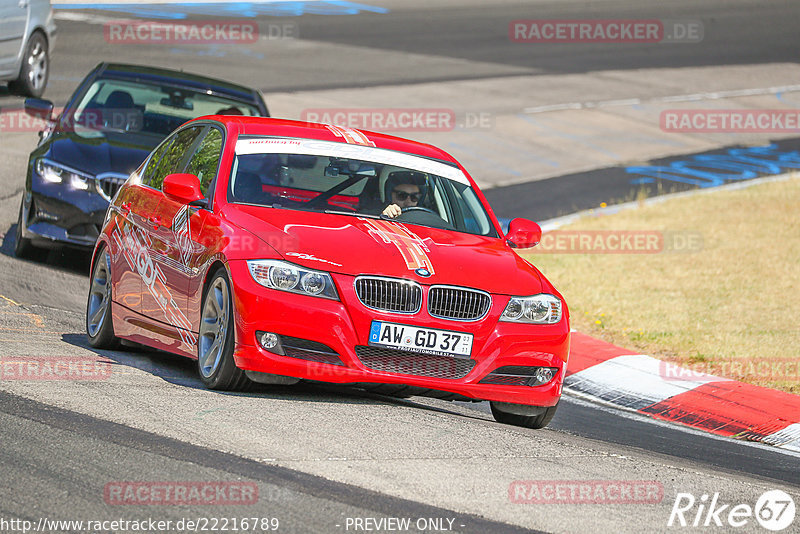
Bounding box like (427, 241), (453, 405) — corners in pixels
(0, 0), (56, 97)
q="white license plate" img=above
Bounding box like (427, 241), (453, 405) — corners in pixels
(368, 321), (473, 358)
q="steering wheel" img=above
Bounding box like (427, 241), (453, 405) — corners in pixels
(401, 206), (437, 215)
(395, 206), (456, 230)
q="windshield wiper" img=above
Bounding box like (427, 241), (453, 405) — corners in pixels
(323, 209), (379, 218)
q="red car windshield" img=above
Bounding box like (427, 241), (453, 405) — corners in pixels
(228, 142), (498, 237)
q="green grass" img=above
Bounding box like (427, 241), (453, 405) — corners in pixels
(523, 175), (800, 393)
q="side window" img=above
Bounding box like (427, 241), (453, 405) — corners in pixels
(184, 128), (223, 195)
(149, 126), (203, 191)
(141, 139), (173, 186)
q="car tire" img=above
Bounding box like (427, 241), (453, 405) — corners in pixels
(14, 199), (38, 259)
(197, 268), (251, 391)
(86, 246), (120, 349)
(490, 401), (559, 430)
(9, 31), (49, 98)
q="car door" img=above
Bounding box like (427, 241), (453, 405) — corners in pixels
(108, 137), (174, 318)
(0, 0), (28, 76)
(136, 125), (204, 349)
(155, 125), (224, 335)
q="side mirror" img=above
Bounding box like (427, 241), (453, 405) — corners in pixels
(506, 218), (542, 249)
(24, 98), (54, 120)
(163, 173), (204, 205)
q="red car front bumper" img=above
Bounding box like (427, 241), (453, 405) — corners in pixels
(227, 260), (570, 406)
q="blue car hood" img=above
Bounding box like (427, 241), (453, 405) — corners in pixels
(48, 130), (161, 177)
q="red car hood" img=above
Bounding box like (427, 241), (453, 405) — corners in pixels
(226, 206), (543, 295)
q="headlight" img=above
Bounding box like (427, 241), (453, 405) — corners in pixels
(248, 259), (338, 300)
(36, 158), (93, 190)
(501, 294), (562, 324)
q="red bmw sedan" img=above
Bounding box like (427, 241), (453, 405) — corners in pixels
(86, 117), (570, 429)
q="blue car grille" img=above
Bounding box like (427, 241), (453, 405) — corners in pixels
(97, 173), (129, 201)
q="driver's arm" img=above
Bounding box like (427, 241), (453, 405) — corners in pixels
(382, 204), (402, 218)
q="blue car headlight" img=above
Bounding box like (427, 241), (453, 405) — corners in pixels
(248, 259), (339, 300)
(36, 158), (93, 191)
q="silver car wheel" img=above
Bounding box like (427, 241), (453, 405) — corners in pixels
(87, 252), (111, 337)
(198, 276), (230, 378)
(26, 40), (47, 92)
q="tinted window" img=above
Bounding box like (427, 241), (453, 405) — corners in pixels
(141, 138), (173, 185)
(184, 128), (223, 196)
(67, 78), (261, 137)
(228, 146), (497, 237)
(148, 126), (203, 191)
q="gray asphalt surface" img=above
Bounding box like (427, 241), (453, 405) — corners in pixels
(301, 0), (800, 81)
(0, 390), (537, 534)
(1, 1), (799, 533)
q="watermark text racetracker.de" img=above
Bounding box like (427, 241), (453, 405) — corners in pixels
(0, 517), (280, 533)
(103, 20), (299, 44)
(530, 230), (703, 254)
(0, 106), (61, 133)
(1, 105), (494, 134)
(660, 358), (800, 384)
(510, 19), (703, 43)
(300, 355), (461, 380)
(104, 481), (258, 506)
(661, 110), (800, 133)
(1, 356), (111, 381)
(0, 106), (143, 133)
(301, 108), (494, 132)
(509, 480), (664, 504)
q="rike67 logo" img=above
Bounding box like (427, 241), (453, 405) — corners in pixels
(668, 490), (795, 531)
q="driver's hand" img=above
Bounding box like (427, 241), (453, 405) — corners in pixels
(382, 204), (402, 218)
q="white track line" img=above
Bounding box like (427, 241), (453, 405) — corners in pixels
(523, 84), (800, 114)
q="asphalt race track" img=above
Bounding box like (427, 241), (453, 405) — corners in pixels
(1, 1), (799, 532)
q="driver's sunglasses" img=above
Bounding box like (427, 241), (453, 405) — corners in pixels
(393, 191), (420, 202)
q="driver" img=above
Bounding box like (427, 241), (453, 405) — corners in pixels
(382, 171), (426, 219)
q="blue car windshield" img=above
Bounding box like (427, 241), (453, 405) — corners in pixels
(66, 77), (260, 137)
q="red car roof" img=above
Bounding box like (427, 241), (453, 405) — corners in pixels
(197, 116), (459, 165)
